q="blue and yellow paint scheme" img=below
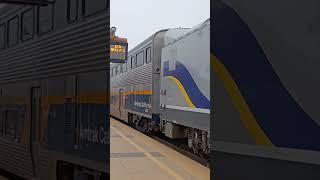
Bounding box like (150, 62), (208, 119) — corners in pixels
(212, 0), (320, 151)
(163, 61), (210, 109)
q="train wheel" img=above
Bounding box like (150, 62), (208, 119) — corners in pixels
(143, 118), (149, 133)
(147, 126), (155, 136)
(136, 118), (149, 133)
(199, 149), (205, 159)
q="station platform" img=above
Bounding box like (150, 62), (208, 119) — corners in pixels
(110, 118), (210, 180)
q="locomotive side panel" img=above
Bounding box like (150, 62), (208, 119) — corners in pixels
(160, 22), (210, 132)
(0, 0), (109, 179)
(212, 0), (320, 178)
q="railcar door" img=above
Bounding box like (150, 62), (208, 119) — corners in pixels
(118, 89), (124, 118)
(31, 86), (41, 177)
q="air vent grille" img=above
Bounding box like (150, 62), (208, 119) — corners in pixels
(64, 98), (73, 133)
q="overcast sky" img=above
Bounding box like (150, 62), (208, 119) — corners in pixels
(111, 0), (210, 50)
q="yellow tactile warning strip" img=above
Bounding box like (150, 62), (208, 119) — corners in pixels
(110, 118), (210, 180)
(110, 152), (164, 158)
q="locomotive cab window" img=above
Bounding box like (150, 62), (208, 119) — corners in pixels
(21, 8), (34, 42)
(38, 4), (53, 35)
(0, 24), (5, 50)
(136, 51), (144, 67)
(8, 17), (19, 47)
(146, 47), (151, 63)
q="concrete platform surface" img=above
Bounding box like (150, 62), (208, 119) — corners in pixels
(110, 118), (210, 180)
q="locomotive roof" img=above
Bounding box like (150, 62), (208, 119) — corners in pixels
(163, 18), (210, 47)
(110, 19), (209, 69)
(128, 29), (168, 55)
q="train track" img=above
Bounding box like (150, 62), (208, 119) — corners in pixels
(151, 135), (210, 168)
(111, 116), (210, 168)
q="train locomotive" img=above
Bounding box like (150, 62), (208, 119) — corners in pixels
(111, 19), (210, 156)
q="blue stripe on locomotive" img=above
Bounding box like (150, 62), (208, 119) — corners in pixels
(212, 0), (320, 150)
(163, 61), (210, 109)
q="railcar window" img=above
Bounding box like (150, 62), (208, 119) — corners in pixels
(122, 63), (127, 72)
(127, 59), (130, 70)
(0, 24), (5, 50)
(67, 0), (78, 22)
(136, 51), (144, 67)
(112, 67), (116, 76)
(8, 17), (19, 47)
(38, 4), (53, 35)
(82, 0), (108, 17)
(146, 47), (151, 63)
(116, 65), (121, 74)
(4, 110), (20, 141)
(21, 8), (34, 42)
(130, 56), (135, 69)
